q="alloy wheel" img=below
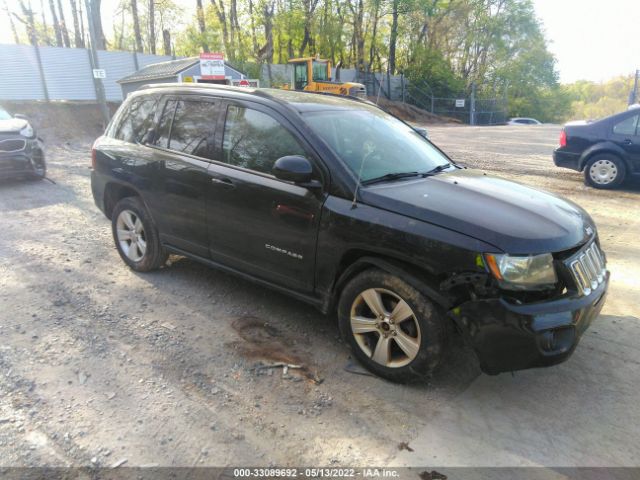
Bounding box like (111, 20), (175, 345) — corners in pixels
(350, 288), (421, 368)
(116, 209), (147, 262)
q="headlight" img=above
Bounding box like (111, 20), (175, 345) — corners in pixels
(20, 124), (34, 138)
(484, 253), (557, 289)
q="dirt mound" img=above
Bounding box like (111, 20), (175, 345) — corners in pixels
(370, 97), (460, 124)
(2, 101), (119, 142)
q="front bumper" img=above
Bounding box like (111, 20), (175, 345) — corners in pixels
(553, 149), (581, 171)
(452, 271), (609, 374)
(0, 137), (44, 178)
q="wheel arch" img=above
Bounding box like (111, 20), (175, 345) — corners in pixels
(578, 143), (629, 171)
(325, 250), (452, 314)
(103, 182), (143, 220)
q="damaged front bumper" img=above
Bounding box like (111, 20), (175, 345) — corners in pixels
(450, 271), (609, 374)
(0, 137), (44, 178)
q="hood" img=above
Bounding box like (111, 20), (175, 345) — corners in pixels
(359, 169), (594, 254)
(0, 118), (28, 133)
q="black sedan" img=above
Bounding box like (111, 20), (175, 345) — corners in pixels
(553, 108), (640, 189)
(0, 106), (46, 180)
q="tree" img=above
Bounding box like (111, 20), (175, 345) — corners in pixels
(196, 0), (208, 51)
(162, 28), (171, 54)
(148, 0), (156, 53)
(56, 0), (71, 46)
(69, 0), (85, 47)
(299, 0), (320, 56)
(85, 0), (106, 50)
(13, 0), (39, 45)
(388, 0), (399, 74)
(48, 0), (63, 45)
(130, 0), (143, 52)
(3, 0), (21, 44)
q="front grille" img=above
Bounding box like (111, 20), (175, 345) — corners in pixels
(0, 138), (26, 152)
(567, 241), (606, 296)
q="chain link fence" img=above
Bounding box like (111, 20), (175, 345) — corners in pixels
(404, 78), (507, 125)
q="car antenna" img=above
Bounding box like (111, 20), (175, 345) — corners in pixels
(351, 154), (367, 210)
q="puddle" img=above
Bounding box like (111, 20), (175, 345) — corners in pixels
(230, 316), (322, 383)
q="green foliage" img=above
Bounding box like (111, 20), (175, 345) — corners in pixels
(404, 47), (464, 98)
(9, 0), (587, 123)
(564, 75), (636, 120)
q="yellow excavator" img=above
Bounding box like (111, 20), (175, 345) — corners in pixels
(283, 57), (367, 98)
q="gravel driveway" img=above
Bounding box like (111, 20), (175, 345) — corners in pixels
(1, 118), (638, 470)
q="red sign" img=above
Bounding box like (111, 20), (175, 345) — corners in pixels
(238, 79), (250, 87)
(200, 52), (225, 80)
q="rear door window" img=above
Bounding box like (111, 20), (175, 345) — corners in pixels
(115, 98), (158, 144)
(613, 114), (639, 136)
(221, 105), (306, 175)
(154, 99), (177, 149)
(153, 98), (220, 161)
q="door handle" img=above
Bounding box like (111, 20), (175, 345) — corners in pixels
(210, 176), (235, 189)
(623, 139), (633, 145)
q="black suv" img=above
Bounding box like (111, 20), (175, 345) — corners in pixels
(554, 108), (640, 189)
(91, 84), (609, 381)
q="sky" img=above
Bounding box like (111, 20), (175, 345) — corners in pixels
(532, 0), (640, 83)
(1, 0), (639, 84)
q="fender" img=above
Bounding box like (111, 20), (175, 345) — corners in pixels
(325, 255), (453, 314)
(578, 141), (628, 170)
(102, 178), (149, 219)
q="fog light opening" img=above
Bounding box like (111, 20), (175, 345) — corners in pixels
(539, 327), (575, 354)
(541, 330), (557, 351)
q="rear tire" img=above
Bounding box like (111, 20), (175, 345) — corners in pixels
(584, 154), (626, 189)
(337, 268), (446, 382)
(111, 196), (168, 272)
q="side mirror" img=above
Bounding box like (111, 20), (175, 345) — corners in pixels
(413, 127), (428, 139)
(273, 155), (313, 184)
(14, 114), (28, 120)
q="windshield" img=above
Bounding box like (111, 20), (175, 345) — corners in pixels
(304, 109), (450, 182)
(312, 61), (329, 81)
(0, 107), (12, 120)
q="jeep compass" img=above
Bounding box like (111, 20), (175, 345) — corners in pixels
(91, 85), (609, 381)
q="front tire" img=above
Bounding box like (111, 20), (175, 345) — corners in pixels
(28, 150), (46, 180)
(338, 269), (446, 382)
(111, 196), (168, 272)
(584, 154), (626, 189)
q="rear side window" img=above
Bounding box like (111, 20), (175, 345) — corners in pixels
(154, 100), (177, 149)
(222, 105), (305, 174)
(613, 114), (639, 136)
(153, 99), (219, 161)
(115, 98), (158, 143)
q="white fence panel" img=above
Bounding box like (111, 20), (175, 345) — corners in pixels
(0, 44), (46, 100)
(39, 46), (95, 100)
(0, 44), (179, 101)
(98, 50), (137, 101)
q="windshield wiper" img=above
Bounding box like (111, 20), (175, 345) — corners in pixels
(361, 171), (423, 186)
(423, 163), (452, 175)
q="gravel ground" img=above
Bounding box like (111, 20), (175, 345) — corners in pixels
(0, 118), (639, 469)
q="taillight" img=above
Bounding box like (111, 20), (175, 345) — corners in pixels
(559, 129), (567, 148)
(91, 139), (98, 169)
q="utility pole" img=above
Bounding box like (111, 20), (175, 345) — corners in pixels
(470, 82), (476, 126)
(84, 0), (110, 125)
